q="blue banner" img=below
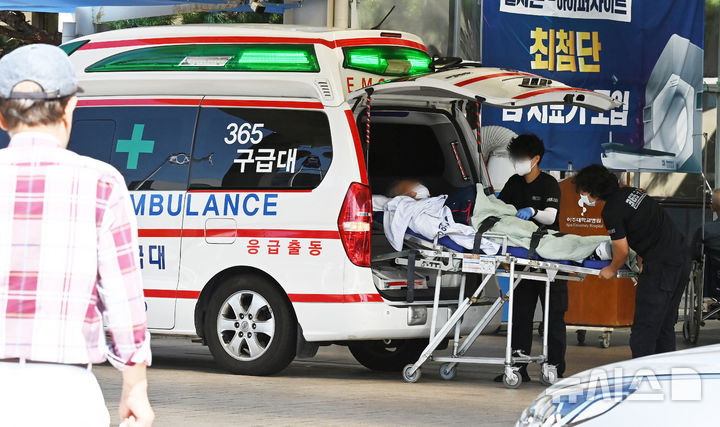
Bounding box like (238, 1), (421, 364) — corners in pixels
(482, 0), (705, 173)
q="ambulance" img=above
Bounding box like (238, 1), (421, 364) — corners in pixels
(53, 24), (619, 375)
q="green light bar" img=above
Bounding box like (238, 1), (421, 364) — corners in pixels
(343, 46), (431, 76)
(86, 44), (320, 73)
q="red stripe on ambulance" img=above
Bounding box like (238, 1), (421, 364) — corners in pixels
(335, 37), (427, 52)
(138, 228), (340, 239)
(287, 293), (384, 303)
(455, 72), (534, 87)
(78, 98), (201, 107)
(79, 36), (336, 50)
(144, 289), (200, 299)
(143, 289), (383, 303)
(201, 99), (324, 109)
(77, 36), (427, 53)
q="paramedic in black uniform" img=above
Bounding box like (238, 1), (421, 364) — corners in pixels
(494, 134), (567, 382)
(573, 164), (690, 358)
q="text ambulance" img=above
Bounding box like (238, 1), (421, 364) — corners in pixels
(52, 24), (619, 375)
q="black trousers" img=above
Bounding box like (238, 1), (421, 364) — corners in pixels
(630, 258), (690, 358)
(510, 278), (568, 376)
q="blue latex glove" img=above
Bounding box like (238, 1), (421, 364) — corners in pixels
(516, 207), (535, 220)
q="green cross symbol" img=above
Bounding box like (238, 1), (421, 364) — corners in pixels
(116, 124), (155, 170)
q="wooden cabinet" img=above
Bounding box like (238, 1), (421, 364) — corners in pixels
(558, 179), (635, 326)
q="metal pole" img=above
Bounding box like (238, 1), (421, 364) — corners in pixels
(452, 0), (461, 57)
(334, 0), (349, 29)
(716, 6), (720, 193)
(326, 0), (334, 27)
(479, 0), (483, 63)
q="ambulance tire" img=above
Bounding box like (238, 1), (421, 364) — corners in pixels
(348, 339), (427, 372)
(205, 274), (296, 376)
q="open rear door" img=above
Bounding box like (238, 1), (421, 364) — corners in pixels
(348, 66), (622, 193)
(348, 66), (622, 112)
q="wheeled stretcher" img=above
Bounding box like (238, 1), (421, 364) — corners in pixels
(375, 226), (637, 388)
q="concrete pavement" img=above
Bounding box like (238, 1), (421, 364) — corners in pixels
(95, 323), (720, 426)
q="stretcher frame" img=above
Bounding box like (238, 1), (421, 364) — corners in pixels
(389, 232), (637, 387)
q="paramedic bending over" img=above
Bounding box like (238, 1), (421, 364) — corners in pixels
(574, 165), (690, 358)
(495, 134), (567, 383)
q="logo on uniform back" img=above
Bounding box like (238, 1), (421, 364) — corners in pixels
(625, 189), (646, 210)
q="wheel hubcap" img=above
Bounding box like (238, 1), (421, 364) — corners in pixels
(217, 290), (275, 361)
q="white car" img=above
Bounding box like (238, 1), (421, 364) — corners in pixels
(516, 344), (720, 426)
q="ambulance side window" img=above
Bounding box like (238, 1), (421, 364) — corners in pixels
(0, 130), (9, 149)
(68, 119), (115, 162)
(190, 107), (332, 190)
(70, 106), (197, 191)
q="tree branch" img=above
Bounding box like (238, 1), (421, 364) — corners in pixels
(0, 11), (61, 45)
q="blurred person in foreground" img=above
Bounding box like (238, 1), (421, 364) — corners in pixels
(0, 44), (153, 427)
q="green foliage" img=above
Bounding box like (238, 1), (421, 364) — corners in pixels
(103, 15), (175, 30)
(104, 5), (284, 30)
(0, 34), (24, 57)
(182, 11), (282, 25)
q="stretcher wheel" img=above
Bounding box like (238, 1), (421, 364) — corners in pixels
(402, 364), (421, 383)
(540, 367), (557, 386)
(600, 333), (611, 349)
(503, 372), (522, 389)
(682, 319), (699, 345)
(576, 330), (586, 345)
(439, 363), (457, 380)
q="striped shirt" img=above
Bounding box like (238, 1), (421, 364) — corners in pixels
(0, 132), (150, 369)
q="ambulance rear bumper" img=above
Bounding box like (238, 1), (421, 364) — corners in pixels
(293, 300), (501, 342)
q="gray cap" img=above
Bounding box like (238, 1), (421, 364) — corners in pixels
(0, 43), (80, 99)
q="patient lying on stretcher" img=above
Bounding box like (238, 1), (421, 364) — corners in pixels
(374, 181), (622, 265)
(373, 180), (499, 254)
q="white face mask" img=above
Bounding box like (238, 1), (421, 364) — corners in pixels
(513, 159), (533, 176)
(412, 184), (430, 200)
(580, 194), (596, 207)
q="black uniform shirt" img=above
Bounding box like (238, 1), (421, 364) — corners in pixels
(498, 172), (561, 230)
(601, 187), (686, 263)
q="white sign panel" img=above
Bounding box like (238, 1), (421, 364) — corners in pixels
(462, 254), (497, 274)
(500, 0), (632, 23)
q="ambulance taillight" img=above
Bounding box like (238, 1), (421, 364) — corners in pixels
(337, 182), (372, 267)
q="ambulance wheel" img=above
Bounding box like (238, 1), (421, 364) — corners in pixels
(402, 364), (421, 383)
(439, 363), (457, 380)
(503, 372), (522, 389)
(348, 339), (426, 372)
(205, 274), (296, 376)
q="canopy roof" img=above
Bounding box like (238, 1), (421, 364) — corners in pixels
(0, 1), (290, 13)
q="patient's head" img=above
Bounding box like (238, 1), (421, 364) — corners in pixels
(387, 179), (430, 200)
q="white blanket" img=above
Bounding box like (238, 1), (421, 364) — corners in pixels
(383, 195), (500, 254)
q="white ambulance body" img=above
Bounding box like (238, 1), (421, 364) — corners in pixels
(55, 25), (619, 375)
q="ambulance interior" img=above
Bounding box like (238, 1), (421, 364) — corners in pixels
(358, 107), (493, 303)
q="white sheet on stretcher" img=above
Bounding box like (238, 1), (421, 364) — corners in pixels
(470, 187), (625, 263)
(382, 195), (500, 254)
